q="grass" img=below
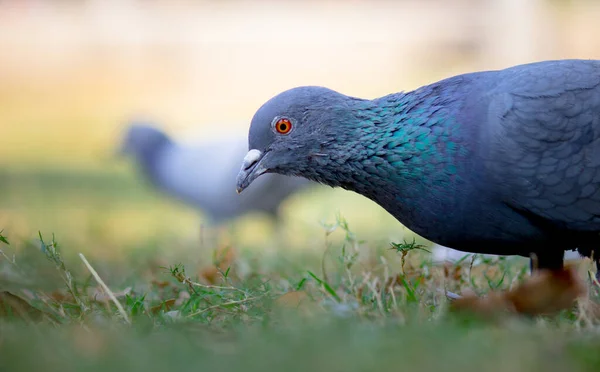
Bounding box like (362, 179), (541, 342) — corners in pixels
(1, 167), (600, 371)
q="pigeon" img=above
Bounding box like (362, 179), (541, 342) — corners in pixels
(236, 59), (600, 279)
(119, 122), (313, 225)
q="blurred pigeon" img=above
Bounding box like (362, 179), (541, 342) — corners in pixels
(236, 59), (600, 278)
(119, 122), (312, 225)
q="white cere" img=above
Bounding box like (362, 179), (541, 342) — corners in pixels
(243, 149), (262, 165)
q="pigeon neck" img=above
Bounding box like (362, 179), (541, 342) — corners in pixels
(309, 88), (463, 206)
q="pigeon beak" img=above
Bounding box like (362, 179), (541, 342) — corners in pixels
(236, 149), (267, 194)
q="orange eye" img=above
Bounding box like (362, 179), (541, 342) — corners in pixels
(275, 118), (292, 134)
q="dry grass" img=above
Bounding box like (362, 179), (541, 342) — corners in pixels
(1, 211), (600, 372)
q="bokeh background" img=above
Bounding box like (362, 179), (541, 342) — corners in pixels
(1, 0), (600, 268)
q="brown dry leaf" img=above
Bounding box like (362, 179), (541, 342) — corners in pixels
(214, 245), (236, 270)
(451, 267), (586, 319)
(450, 289), (513, 319)
(506, 266), (586, 316)
(275, 291), (309, 308)
(443, 263), (463, 282)
(49, 289), (73, 303)
(199, 244), (237, 284)
(274, 290), (319, 317)
(0, 291), (48, 321)
(151, 280), (172, 289)
(150, 298), (177, 314)
(199, 267), (222, 285)
(383, 272), (426, 290)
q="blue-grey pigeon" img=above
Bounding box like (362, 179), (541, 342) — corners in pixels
(120, 122), (313, 225)
(235, 59), (600, 278)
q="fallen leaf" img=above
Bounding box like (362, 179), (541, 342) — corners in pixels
(450, 266), (586, 319)
(49, 289), (73, 303)
(199, 267), (222, 285)
(0, 291), (48, 321)
(382, 273), (426, 290)
(443, 263), (463, 282)
(214, 245), (236, 270)
(150, 298), (177, 314)
(199, 244), (237, 284)
(274, 290), (319, 317)
(275, 291), (309, 308)
(507, 266), (586, 316)
(151, 280), (172, 289)
(450, 290), (511, 319)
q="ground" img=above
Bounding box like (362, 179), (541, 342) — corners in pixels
(1, 165), (600, 372)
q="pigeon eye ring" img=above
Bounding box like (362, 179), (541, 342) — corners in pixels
(273, 117), (293, 135)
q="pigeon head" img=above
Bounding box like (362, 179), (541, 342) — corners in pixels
(119, 123), (172, 160)
(236, 86), (368, 193)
